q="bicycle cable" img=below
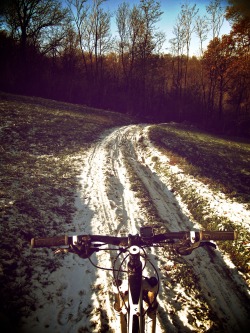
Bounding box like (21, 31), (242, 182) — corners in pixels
(88, 248), (129, 273)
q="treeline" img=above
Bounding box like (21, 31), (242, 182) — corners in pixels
(0, 0), (249, 136)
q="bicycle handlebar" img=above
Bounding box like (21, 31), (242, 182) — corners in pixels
(30, 230), (237, 248)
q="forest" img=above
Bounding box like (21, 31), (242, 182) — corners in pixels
(0, 0), (249, 136)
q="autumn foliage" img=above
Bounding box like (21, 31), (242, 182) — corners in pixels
(0, 0), (249, 136)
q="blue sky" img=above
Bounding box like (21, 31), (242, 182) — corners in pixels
(65, 0), (231, 56)
(105, 0), (231, 55)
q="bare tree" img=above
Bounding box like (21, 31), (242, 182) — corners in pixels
(139, 0), (164, 59)
(116, 0), (164, 116)
(195, 15), (209, 56)
(169, 2), (198, 120)
(116, 1), (164, 78)
(137, 0), (164, 116)
(66, 0), (89, 75)
(67, 0), (111, 83)
(206, 0), (225, 39)
(194, 15), (209, 120)
(181, 3), (199, 60)
(88, 0), (112, 78)
(180, 2), (199, 88)
(116, 2), (139, 80)
(2, 0), (69, 56)
(170, 2), (198, 86)
(169, 21), (185, 88)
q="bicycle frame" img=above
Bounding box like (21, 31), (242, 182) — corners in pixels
(113, 245), (158, 333)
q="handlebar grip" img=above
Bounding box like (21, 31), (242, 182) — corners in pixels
(31, 235), (69, 248)
(199, 231), (237, 241)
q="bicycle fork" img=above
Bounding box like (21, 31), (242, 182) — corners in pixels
(113, 246), (158, 333)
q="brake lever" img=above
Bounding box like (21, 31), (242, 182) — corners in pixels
(174, 238), (200, 255)
(70, 242), (100, 258)
(175, 240), (217, 255)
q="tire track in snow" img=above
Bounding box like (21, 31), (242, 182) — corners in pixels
(73, 126), (153, 332)
(80, 127), (143, 234)
(74, 124), (249, 332)
(76, 125), (188, 332)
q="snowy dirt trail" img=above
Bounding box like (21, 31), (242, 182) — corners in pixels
(24, 125), (250, 333)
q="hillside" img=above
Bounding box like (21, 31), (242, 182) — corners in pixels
(0, 93), (249, 332)
(0, 92), (134, 330)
